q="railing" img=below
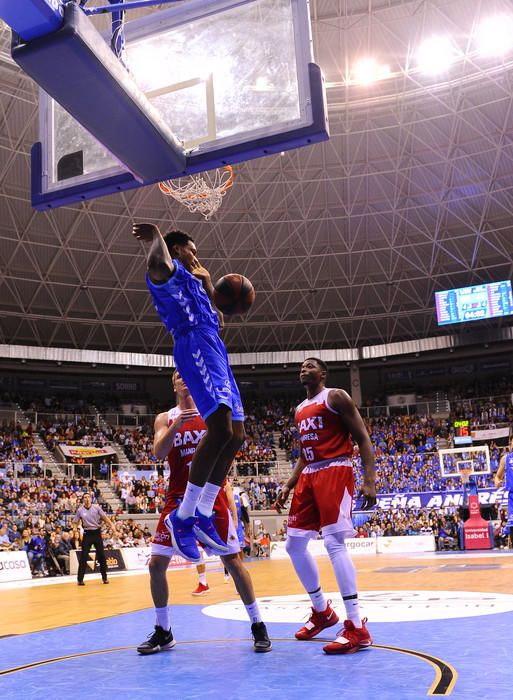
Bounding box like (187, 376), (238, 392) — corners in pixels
(1, 391), (511, 429)
(109, 460), (279, 479)
(0, 461), (94, 480)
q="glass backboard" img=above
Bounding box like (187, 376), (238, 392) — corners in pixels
(32, 0), (328, 209)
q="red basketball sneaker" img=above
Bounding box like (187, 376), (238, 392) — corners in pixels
(191, 582), (210, 596)
(295, 601), (339, 640)
(323, 618), (372, 655)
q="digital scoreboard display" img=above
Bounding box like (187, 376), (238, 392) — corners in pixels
(435, 280), (513, 326)
(454, 419), (472, 446)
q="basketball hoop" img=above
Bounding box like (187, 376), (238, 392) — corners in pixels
(459, 467), (472, 485)
(158, 165), (234, 220)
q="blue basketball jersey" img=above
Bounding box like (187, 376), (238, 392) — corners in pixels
(505, 452), (513, 492)
(146, 260), (218, 338)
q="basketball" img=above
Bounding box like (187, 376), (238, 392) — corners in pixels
(213, 274), (255, 315)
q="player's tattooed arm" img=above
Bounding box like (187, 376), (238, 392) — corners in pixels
(132, 222), (176, 284)
(328, 389), (377, 509)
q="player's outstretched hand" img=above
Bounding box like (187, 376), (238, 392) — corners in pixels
(275, 485), (291, 514)
(132, 222), (160, 242)
(359, 483), (377, 510)
(190, 259), (211, 281)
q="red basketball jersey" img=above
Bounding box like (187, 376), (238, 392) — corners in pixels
(165, 407), (207, 503)
(295, 387), (353, 466)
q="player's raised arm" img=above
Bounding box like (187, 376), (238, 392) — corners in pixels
(132, 222), (175, 284)
(328, 389), (376, 509)
(153, 408), (198, 460)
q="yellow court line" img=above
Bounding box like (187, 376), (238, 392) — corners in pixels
(0, 640), (457, 695)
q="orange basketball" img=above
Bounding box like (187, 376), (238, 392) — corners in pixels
(213, 274), (255, 315)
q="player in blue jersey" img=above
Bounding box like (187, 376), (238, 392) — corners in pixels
(494, 437), (513, 546)
(232, 487), (246, 553)
(132, 223), (245, 562)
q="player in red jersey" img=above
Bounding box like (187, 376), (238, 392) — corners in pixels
(276, 357), (376, 655)
(137, 371), (271, 655)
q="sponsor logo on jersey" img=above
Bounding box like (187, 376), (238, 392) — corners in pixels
(173, 429), (206, 447)
(300, 432), (319, 442)
(298, 416), (324, 433)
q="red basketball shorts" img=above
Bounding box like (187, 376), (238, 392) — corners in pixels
(287, 462), (355, 538)
(152, 489), (240, 557)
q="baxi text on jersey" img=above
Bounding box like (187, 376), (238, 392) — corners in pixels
(298, 416), (324, 432)
(173, 429), (206, 447)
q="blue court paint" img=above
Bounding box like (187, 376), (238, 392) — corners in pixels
(1, 602), (511, 699)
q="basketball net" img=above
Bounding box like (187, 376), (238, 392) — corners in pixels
(459, 467), (472, 485)
(158, 165), (234, 220)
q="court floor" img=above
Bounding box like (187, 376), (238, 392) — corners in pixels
(1, 551), (511, 699)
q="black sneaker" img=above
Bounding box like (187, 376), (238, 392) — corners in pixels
(251, 622), (272, 653)
(137, 626), (176, 655)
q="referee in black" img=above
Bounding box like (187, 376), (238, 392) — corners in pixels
(74, 492), (115, 586)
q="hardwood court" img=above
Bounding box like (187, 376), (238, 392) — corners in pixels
(2, 550), (513, 635)
(1, 551), (512, 700)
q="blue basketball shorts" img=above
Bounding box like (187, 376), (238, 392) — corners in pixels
(173, 327), (244, 422)
(508, 493), (513, 527)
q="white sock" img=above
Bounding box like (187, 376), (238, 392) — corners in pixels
(198, 572), (207, 585)
(324, 531), (361, 626)
(308, 586), (328, 613)
(155, 606), (169, 631)
(178, 482), (203, 519)
(343, 594), (361, 627)
(245, 601), (262, 624)
(285, 536), (325, 609)
(197, 482), (221, 517)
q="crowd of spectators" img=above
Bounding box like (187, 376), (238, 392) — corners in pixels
(38, 419), (113, 451)
(0, 382), (511, 580)
(113, 472), (166, 514)
(113, 426), (156, 465)
(0, 472), (154, 576)
(0, 422), (44, 476)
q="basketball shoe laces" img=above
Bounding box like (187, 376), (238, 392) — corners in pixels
(303, 602), (335, 628)
(335, 617), (370, 645)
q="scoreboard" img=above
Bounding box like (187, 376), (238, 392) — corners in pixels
(435, 280), (513, 326)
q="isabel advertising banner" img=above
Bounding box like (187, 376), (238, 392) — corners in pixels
(370, 488), (507, 511)
(0, 550), (31, 582)
(60, 445), (117, 459)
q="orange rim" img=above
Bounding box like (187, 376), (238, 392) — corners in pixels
(158, 165), (234, 200)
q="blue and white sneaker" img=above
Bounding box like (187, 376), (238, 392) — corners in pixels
(164, 509), (201, 563)
(193, 509), (230, 553)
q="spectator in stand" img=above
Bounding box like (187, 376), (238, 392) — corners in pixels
(25, 526), (47, 576)
(0, 524), (13, 550)
(55, 531), (74, 574)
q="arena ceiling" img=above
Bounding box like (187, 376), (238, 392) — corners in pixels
(0, 0), (512, 357)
